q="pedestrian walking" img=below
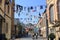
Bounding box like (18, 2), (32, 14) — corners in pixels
(11, 34), (15, 40)
(32, 26), (39, 39)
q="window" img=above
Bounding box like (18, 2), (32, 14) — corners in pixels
(6, 23), (8, 33)
(57, 0), (60, 19)
(8, 5), (9, 13)
(6, 5), (9, 14)
(49, 5), (54, 23)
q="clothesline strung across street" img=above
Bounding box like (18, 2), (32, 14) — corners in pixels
(14, 4), (47, 24)
(15, 4), (47, 13)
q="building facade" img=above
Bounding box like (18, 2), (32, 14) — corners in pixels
(14, 18), (20, 36)
(38, 12), (47, 37)
(46, 0), (60, 40)
(0, 0), (15, 40)
(37, 0), (60, 40)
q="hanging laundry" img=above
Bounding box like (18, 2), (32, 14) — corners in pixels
(26, 13), (29, 16)
(33, 21), (35, 23)
(39, 13), (41, 16)
(24, 18), (26, 20)
(30, 15), (32, 17)
(30, 18), (32, 20)
(19, 5), (23, 12)
(34, 16), (38, 18)
(35, 6), (37, 11)
(28, 18), (29, 20)
(32, 10), (36, 12)
(37, 5), (39, 10)
(45, 5), (47, 8)
(35, 6), (37, 10)
(18, 13), (20, 16)
(20, 18), (23, 20)
(32, 6), (36, 12)
(16, 5), (23, 12)
(16, 5), (19, 13)
(30, 6), (33, 9)
(24, 7), (26, 11)
(27, 7), (30, 12)
(40, 5), (43, 9)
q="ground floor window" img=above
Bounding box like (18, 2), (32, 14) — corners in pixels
(6, 23), (8, 33)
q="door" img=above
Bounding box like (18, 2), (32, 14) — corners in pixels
(0, 19), (2, 34)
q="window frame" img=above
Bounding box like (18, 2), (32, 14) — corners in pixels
(49, 4), (54, 23)
(6, 23), (8, 33)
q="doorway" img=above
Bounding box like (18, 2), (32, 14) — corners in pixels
(0, 19), (2, 34)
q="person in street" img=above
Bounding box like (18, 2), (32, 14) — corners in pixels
(32, 26), (39, 39)
(11, 34), (15, 40)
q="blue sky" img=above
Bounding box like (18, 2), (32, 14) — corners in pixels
(14, 0), (46, 24)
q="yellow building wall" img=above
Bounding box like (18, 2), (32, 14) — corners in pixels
(5, 0), (15, 39)
(0, 0), (14, 40)
(0, 0), (5, 34)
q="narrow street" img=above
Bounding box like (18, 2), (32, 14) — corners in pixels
(15, 37), (47, 40)
(1, 0), (60, 40)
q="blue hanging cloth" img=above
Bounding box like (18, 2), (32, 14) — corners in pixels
(27, 7), (30, 12)
(40, 5), (43, 9)
(39, 13), (41, 16)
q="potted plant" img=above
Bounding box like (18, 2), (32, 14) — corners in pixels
(48, 33), (56, 40)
